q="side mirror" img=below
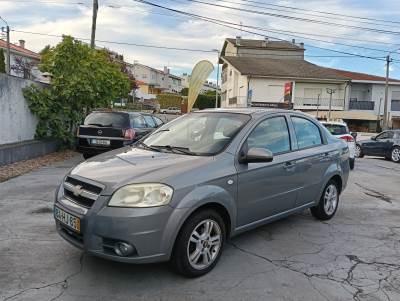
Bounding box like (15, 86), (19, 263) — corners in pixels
(371, 136), (376, 141)
(241, 147), (273, 164)
(350, 132), (357, 140)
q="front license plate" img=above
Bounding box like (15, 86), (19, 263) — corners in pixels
(54, 206), (81, 233)
(91, 138), (110, 146)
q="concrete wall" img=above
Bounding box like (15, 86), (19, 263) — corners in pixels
(0, 74), (39, 145)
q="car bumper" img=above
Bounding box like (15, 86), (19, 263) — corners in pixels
(55, 195), (189, 264)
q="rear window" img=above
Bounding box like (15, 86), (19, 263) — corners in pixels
(323, 123), (349, 135)
(84, 112), (129, 128)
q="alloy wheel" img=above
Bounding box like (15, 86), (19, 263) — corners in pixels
(187, 219), (222, 270)
(324, 184), (338, 215)
(392, 148), (400, 162)
(355, 145), (361, 158)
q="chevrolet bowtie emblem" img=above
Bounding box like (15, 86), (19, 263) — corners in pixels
(72, 185), (83, 197)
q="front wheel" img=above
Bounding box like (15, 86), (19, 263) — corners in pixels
(355, 144), (364, 158)
(310, 180), (340, 220)
(172, 210), (226, 278)
(391, 146), (400, 163)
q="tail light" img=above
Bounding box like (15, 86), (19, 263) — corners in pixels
(124, 128), (136, 140)
(340, 135), (354, 142)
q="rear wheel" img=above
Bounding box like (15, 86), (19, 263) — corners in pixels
(355, 144), (364, 158)
(172, 210), (225, 278)
(349, 158), (355, 170)
(391, 146), (400, 163)
(310, 180), (340, 220)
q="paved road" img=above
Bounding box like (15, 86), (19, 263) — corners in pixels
(1, 156), (400, 301)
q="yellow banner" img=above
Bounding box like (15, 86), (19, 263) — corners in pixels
(187, 60), (214, 112)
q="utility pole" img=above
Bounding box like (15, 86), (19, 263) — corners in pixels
(326, 88), (336, 120)
(0, 16), (10, 74)
(90, 0), (98, 49)
(383, 55), (392, 130)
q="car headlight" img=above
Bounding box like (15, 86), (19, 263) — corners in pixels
(108, 183), (173, 208)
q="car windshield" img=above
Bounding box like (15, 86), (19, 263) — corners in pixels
(84, 112), (129, 128)
(141, 112), (251, 155)
(323, 123), (348, 135)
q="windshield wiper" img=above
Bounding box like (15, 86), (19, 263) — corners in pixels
(150, 145), (197, 155)
(136, 141), (162, 152)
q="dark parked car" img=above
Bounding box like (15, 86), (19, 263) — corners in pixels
(55, 108), (349, 277)
(355, 130), (400, 163)
(77, 111), (164, 159)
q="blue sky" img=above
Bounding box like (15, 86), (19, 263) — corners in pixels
(2, 0), (400, 82)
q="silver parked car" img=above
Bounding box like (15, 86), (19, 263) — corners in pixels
(54, 108), (350, 277)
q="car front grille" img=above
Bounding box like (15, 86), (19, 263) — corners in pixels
(63, 176), (102, 209)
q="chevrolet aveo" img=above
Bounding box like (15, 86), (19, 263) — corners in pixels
(54, 108), (349, 277)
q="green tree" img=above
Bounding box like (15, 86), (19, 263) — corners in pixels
(23, 36), (131, 146)
(0, 49), (5, 73)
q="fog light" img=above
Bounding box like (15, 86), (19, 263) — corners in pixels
(114, 242), (134, 257)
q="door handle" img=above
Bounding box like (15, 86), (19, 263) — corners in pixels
(283, 161), (296, 170)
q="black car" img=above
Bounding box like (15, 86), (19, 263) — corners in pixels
(77, 111), (164, 159)
(355, 130), (400, 163)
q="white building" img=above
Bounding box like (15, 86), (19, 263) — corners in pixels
(0, 39), (48, 83)
(220, 37), (348, 111)
(181, 73), (220, 94)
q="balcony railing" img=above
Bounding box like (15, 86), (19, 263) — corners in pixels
(294, 97), (344, 109)
(349, 100), (375, 110)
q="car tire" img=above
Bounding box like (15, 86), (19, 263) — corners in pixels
(83, 153), (92, 160)
(349, 158), (355, 170)
(391, 146), (400, 163)
(172, 209), (226, 278)
(355, 144), (364, 158)
(310, 179), (340, 221)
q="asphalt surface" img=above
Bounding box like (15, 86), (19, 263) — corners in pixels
(1, 155), (400, 301)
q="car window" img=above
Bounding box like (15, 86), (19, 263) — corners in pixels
(153, 117), (163, 126)
(246, 117), (291, 154)
(377, 131), (394, 140)
(131, 115), (147, 128)
(292, 117), (322, 149)
(84, 112), (129, 128)
(322, 123), (348, 135)
(143, 115), (156, 128)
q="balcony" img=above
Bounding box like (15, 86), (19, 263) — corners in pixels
(294, 97), (344, 110)
(349, 100), (375, 110)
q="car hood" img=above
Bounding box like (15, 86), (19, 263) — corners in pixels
(69, 146), (212, 194)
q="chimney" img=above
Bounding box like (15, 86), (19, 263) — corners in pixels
(19, 39), (25, 48)
(299, 42), (304, 48)
(291, 39), (296, 44)
(163, 66), (170, 74)
(236, 36), (241, 46)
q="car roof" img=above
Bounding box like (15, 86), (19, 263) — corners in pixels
(198, 107), (291, 115)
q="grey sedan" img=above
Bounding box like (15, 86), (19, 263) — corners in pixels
(54, 108), (350, 277)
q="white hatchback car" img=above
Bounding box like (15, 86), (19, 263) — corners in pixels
(321, 121), (356, 170)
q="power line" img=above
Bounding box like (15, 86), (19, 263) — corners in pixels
(179, 0), (400, 36)
(217, 0), (399, 29)
(133, 0), (387, 61)
(233, 0), (400, 26)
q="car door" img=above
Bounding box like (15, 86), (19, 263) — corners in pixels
(130, 115), (150, 139)
(373, 131), (394, 156)
(289, 116), (333, 207)
(236, 115), (299, 227)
